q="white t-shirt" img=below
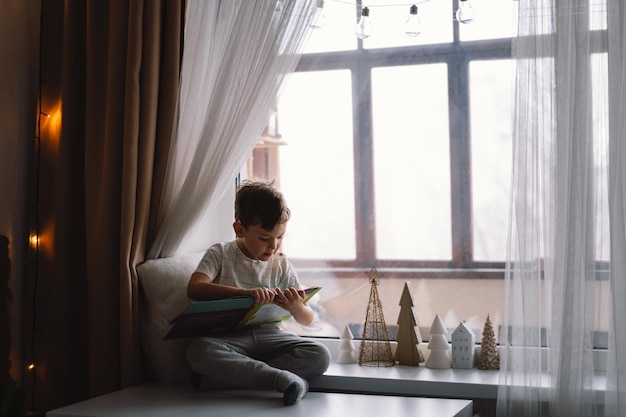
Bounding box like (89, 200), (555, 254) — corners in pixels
(195, 240), (301, 291)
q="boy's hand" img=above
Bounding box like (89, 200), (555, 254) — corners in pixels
(272, 288), (306, 314)
(247, 287), (276, 305)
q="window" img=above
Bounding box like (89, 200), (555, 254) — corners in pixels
(247, 0), (517, 337)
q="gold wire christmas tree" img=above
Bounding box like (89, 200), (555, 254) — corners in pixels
(358, 266), (395, 367)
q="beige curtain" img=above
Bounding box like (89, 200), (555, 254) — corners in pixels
(30, 0), (183, 413)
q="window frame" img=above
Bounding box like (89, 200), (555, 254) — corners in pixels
(284, 22), (512, 279)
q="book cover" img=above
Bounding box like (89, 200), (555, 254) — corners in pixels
(164, 287), (321, 340)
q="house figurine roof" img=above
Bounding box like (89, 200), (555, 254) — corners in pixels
(452, 321), (474, 339)
(451, 321), (475, 369)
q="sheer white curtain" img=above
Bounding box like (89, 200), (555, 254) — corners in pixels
(606, 2), (626, 415)
(148, 0), (317, 258)
(498, 1), (626, 416)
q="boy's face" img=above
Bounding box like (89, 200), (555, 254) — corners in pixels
(233, 221), (287, 261)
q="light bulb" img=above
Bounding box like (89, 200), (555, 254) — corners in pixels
(404, 4), (423, 37)
(29, 233), (39, 248)
(455, 0), (475, 24)
(311, 0), (325, 30)
(355, 7), (373, 39)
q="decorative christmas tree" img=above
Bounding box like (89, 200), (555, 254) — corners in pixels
(358, 266), (395, 367)
(394, 282), (424, 366)
(477, 314), (500, 370)
(425, 314), (451, 369)
(336, 325), (358, 364)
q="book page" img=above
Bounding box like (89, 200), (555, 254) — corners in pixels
(244, 303), (292, 326)
(238, 287), (322, 328)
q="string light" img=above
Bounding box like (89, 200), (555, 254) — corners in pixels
(28, 0), (47, 412)
(456, 0), (476, 24)
(28, 234), (39, 249)
(313, 0), (609, 38)
(311, 0), (477, 38)
(311, 0), (326, 29)
(355, 7), (373, 39)
(28, 1), (62, 409)
(404, 4), (423, 37)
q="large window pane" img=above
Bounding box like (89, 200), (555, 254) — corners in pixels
(372, 64), (452, 260)
(277, 71), (356, 259)
(469, 60), (513, 261)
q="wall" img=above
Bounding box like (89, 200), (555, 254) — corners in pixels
(0, 0), (41, 383)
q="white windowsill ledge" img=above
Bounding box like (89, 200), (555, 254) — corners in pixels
(310, 362), (500, 400)
(308, 338), (609, 403)
(308, 337), (500, 400)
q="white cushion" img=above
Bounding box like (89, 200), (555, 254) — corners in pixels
(137, 251), (204, 384)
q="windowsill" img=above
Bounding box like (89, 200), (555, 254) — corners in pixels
(311, 362), (608, 407)
(308, 338), (500, 400)
(310, 362), (500, 400)
(308, 338), (609, 402)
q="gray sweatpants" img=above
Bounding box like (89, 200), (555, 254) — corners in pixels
(186, 327), (331, 392)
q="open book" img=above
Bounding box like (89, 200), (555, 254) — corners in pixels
(164, 287), (321, 340)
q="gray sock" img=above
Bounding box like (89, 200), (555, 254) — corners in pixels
(283, 377), (309, 406)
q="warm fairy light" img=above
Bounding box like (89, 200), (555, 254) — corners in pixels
(29, 234), (39, 248)
(29, 230), (52, 251)
(40, 101), (63, 148)
(26, 363), (36, 371)
(47, 103), (62, 128)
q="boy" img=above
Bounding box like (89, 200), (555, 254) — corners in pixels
(186, 179), (331, 406)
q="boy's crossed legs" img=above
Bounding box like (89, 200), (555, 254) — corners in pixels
(186, 328), (331, 405)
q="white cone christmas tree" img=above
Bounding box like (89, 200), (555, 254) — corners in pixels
(394, 282), (424, 366)
(425, 314), (451, 369)
(336, 325), (358, 364)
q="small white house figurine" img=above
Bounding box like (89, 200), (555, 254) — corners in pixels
(451, 321), (475, 369)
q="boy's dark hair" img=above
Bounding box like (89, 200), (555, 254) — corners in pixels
(235, 179), (291, 230)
